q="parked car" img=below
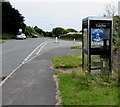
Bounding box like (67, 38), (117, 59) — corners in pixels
(32, 35), (38, 38)
(16, 33), (26, 39)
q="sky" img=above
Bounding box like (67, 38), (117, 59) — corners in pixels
(9, 0), (120, 32)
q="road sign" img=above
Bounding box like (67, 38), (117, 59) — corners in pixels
(19, 29), (22, 33)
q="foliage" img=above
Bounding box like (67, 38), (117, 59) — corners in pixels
(60, 34), (82, 41)
(2, 1), (25, 36)
(113, 15), (120, 32)
(52, 54), (82, 68)
(66, 28), (78, 32)
(34, 26), (45, 35)
(44, 32), (54, 37)
(113, 31), (120, 51)
(24, 26), (45, 37)
(24, 26), (35, 37)
(112, 16), (120, 51)
(58, 72), (119, 105)
(113, 16), (120, 50)
(52, 27), (66, 37)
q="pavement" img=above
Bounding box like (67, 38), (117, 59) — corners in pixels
(2, 45), (81, 105)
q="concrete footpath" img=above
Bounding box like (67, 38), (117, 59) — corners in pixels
(2, 46), (81, 105)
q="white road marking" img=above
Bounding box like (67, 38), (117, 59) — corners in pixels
(0, 41), (47, 87)
(36, 42), (47, 55)
(24, 42), (45, 62)
(26, 52), (42, 63)
(26, 42), (47, 63)
(0, 62), (23, 87)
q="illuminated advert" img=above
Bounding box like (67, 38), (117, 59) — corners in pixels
(91, 28), (104, 47)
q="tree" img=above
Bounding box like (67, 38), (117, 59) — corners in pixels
(34, 26), (44, 35)
(52, 27), (66, 37)
(2, 1), (25, 35)
(45, 32), (53, 37)
(103, 4), (116, 18)
(24, 26), (36, 37)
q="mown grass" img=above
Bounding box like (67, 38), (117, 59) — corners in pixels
(0, 40), (4, 44)
(70, 45), (82, 49)
(52, 53), (82, 68)
(58, 72), (119, 105)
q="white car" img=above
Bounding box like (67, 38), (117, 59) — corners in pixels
(16, 33), (26, 39)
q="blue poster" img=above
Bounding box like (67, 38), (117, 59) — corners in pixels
(92, 29), (104, 42)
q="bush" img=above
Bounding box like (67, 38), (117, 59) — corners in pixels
(113, 32), (120, 51)
(60, 34), (82, 41)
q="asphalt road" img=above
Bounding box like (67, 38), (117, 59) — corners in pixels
(2, 37), (81, 78)
(2, 38), (48, 78)
(2, 45), (82, 105)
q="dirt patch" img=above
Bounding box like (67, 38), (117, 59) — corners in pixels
(53, 75), (62, 105)
(50, 65), (83, 74)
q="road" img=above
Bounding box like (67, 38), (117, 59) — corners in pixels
(2, 38), (47, 78)
(2, 38), (82, 105)
(2, 37), (81, 78)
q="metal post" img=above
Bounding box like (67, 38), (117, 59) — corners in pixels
(56, 37), (58, 43)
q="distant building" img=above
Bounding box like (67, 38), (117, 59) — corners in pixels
(118, 1), (120, 16)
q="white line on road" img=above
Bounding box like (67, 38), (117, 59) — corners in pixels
(24, 42), (45, 62)
(0, 41), (47, 87)
(0, 62), (23, 87)
(36, 42), (47, 55)
(26, 42), (47, 63)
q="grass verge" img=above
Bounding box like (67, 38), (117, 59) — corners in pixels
(0, 40), (4, 44)
(52, 53), (82, 68)
(70, 45), (82, 49)
(1, 33), (15, 39)
(58, 72), (119, 105)
(52, 53), (119, 105)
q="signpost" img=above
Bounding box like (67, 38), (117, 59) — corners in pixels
(19, 29), (22, 33)
(82, 16), (112, 73)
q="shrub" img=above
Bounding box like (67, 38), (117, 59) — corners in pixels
(113, 32), (120, 51)
(60, 34), (82, 41)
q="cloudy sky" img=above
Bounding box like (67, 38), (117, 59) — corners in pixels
(9, 0), (119, 31)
